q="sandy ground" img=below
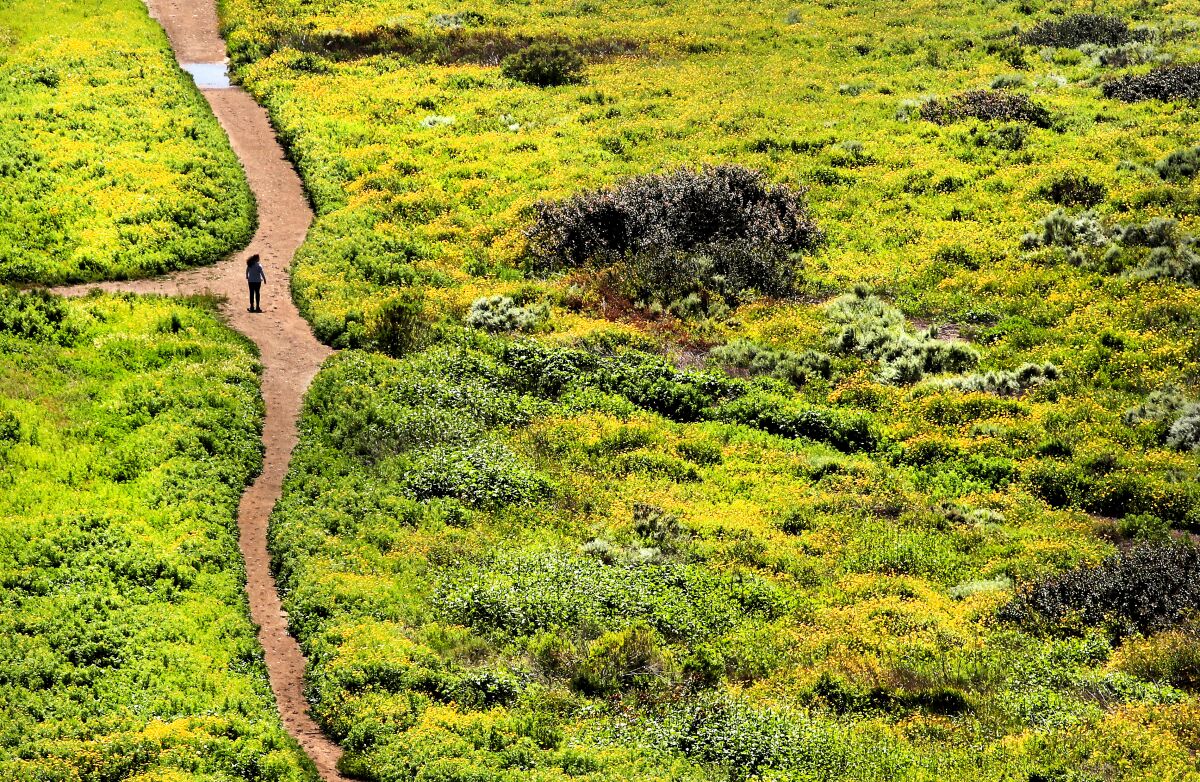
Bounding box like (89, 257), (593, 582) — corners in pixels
(54, 1), (348, 778)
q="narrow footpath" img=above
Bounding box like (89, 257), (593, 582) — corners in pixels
(55, 0), (346, 777)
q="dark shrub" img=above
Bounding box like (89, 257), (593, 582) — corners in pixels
(1102, 64), (1200, 103)
(920, 89), (1051, 127)
(1018, 14), (1146, 48)
(370, 291), (428, 357)
(999, 542), (1200, 639)
(501, 42), (585, 86)
(1157, 146), (1200, 181)
(526, 165), (823, 304)
(1039, 172), (1106, 207)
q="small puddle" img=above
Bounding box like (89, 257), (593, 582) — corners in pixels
(180, 61), (232, 88)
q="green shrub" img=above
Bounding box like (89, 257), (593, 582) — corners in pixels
(633, 503), (685, 552)
(936, 362), (1060, 395)
(1156, 145), (1200, 181)
(825, 290), (979, 384)
(501, 43), (585, 87)
(371, 291), (429, 356)
(0, 287), (79, 344)
(708, 339), (832, 387)
(405, 442), (552, 508)
(439, 553), (787, 641)
(572, 622), (672, 694)
(999, 542), (1200, 639)
(466, 295), (548, 332)
(1038, 172), (1106, 207)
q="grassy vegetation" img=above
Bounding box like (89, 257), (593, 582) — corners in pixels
(206, 0), (1200, 777)
(0, 289), (316, 781)
(0, 0), (254, 284)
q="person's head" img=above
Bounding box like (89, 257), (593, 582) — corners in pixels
(246, 253), (260, 267)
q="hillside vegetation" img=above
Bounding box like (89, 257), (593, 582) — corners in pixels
(0, 0), (253, 283)
(209, 0), (1200, 777)
(0, 290), (316, 781)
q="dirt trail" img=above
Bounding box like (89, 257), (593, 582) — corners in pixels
(54, 2), (346, 779)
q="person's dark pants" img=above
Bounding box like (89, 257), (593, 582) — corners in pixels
(248, 281), (261, 311)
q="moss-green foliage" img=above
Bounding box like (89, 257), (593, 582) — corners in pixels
(0, 0), (254, 283)
(0, 291), (315, 781)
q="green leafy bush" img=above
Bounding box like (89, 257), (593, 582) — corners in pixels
(467, 295), (548, 332)
(936, 362), (1060, 395)
(708, 339), (832, 387)
(371, 291), (429, 356)
(405, 442), (552, 507)
(572, 622), (673, 694)
(439, 553), (787, 641)
(501, 42), (585, 86)
(1157, 145), (1200, 181)
(0, 287), (79, 344)
(825, 289), (979, 384)
(1038, 172), (1106, 207)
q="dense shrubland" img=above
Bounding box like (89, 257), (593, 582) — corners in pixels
(0, 0), (253, 283)
(0, 290), (315, 780)
(200, 0), (1200, 776)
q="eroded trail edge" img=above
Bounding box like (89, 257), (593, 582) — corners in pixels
(56, 0), (343, 777)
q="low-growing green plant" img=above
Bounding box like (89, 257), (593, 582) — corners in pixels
(501, 42), (585, 86)
(0, 293), (314, 780)
(708, 338), (832, 387)
(936, 362), (1060, 395)
(826, 289), (979, 384)
(0, 0), (253, 283)
(467, 294), (549, 332)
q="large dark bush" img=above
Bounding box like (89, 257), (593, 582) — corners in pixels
(501, 42), (585, 86)
(999, 542), (1200, 639)
(526, 165), (823, 304)
(1018, 14), (1146, 48)
(1102, 64), (1200, 103)
(920, 90), (1051, 127)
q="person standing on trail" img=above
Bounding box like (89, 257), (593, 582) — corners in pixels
(246, 253), (266, 313)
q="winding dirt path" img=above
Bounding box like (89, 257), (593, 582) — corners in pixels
(55, 2), (346, 779)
